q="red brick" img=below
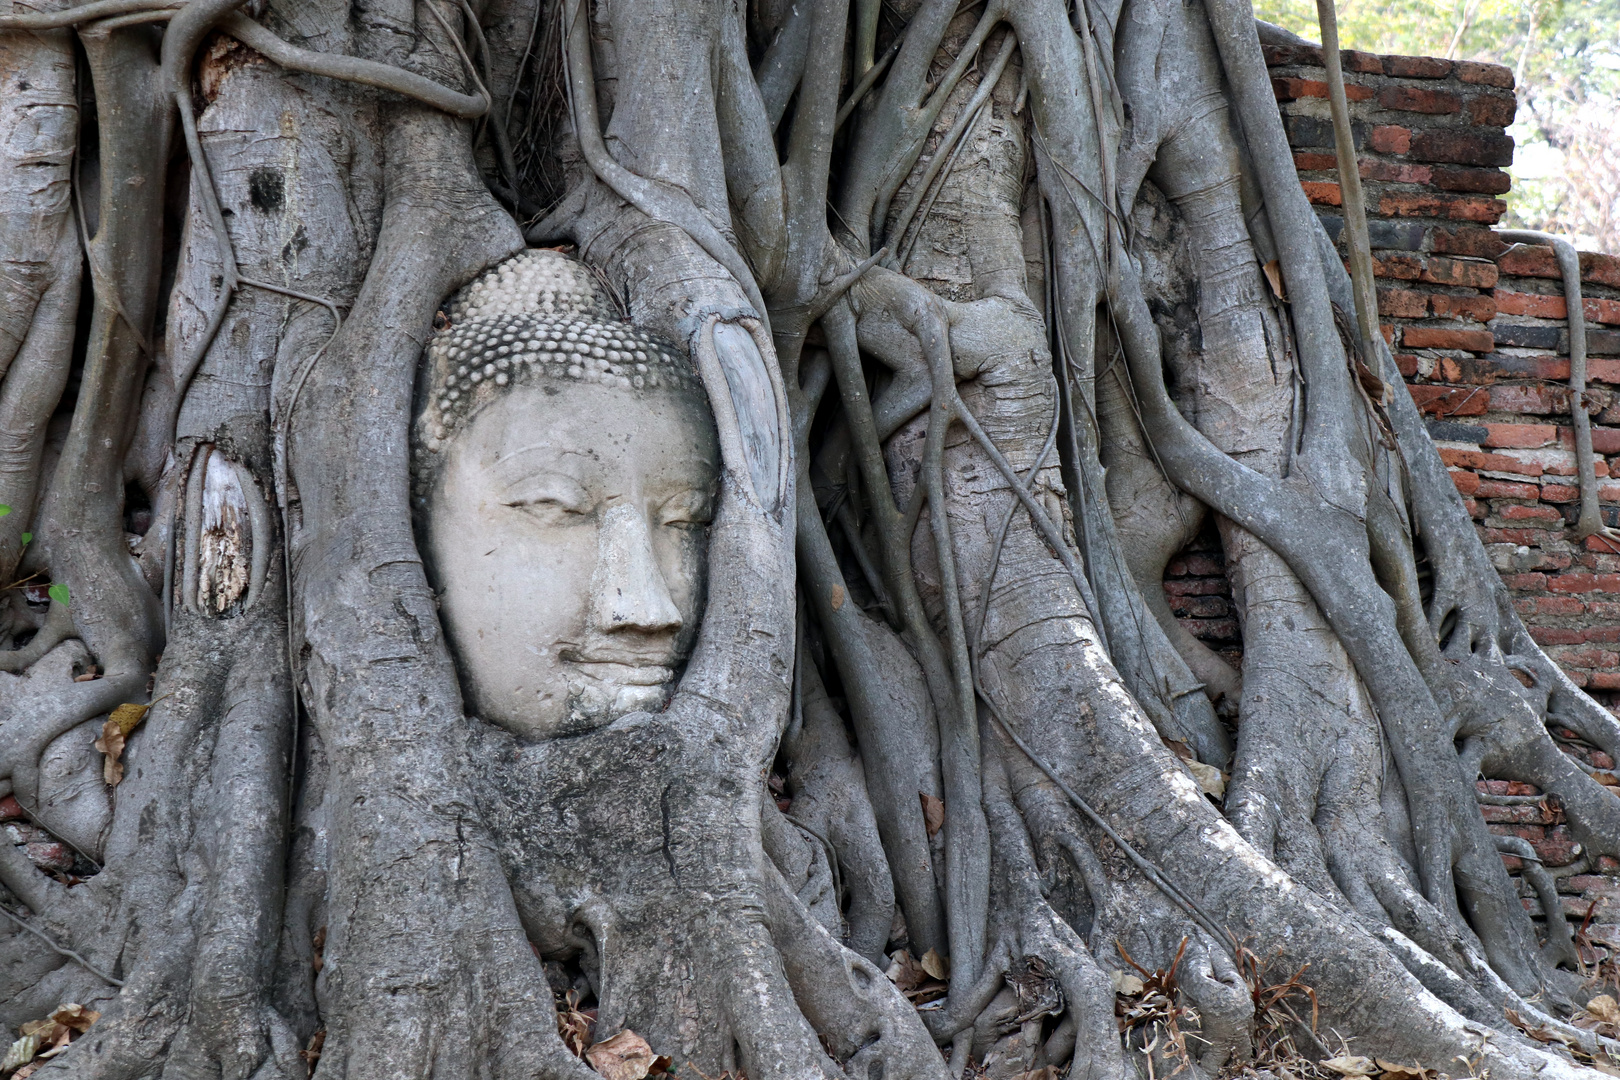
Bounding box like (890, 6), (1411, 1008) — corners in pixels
(1549, 573), (1599, 592)
(1503, 572), (1549, 590)
(1263, 44), (1323, 65)
(1588, 627), (1620, 644)
(1274, 77), (1373, 102)
(26, 841), (73, 873)
(1394, 353), (1419, 376)
(1421, 257), (1499, 288)
(1164, 578), (1227, 596)
(1457, 60), (1515, 88)
(1533, 595), (1587, 615)
(1591, 360), (1620, 384)
(1542, 483), (1580, 502)
(1378, 85), (1460, 114)
(1294, 151), (1338, 171)
(1497, 243), (1559, 278)
(1384, 55), (1453, 78)
(1489, 384), (1566, 415)
(1409, 383), (1489, 415)
(1450, 468), (1480, 495)
(1483, 423), (1557, 448)
(1378, 288), (1428, 318)
(1589, 297), (1620, 326)
(1346, 50), (1383, 74)
(1477, 479), (1541, 498)
(1432, 226), (1508, 258)
(1360, 160), (1433, 183)
(1430, 294), (1496, 321)
(1410, 129), (1515, 167)
(1493, 289), (1620, 325)
(1501, 504), (1564, 522)
(1493, 289), (1566, 319)
(1379, 192), (1507, 223)
(1302, 181), (1342, 206)
(1369, 125), (1412, 155)
(1403, 326), (1495, 351)
(1593, 427), (1620, 454)
(1432, 166), (1512, 194)
(1438, 446), (1544, 474)
(1583, 253), (1620, 289)
(1486, 528), (1551, 544)
(0, 795), (21, 820)
(1468, 93), (1517, 126)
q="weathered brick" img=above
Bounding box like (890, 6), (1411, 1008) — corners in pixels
(1456, 60), (1514, 88)
(1346, 50), (1383, 74)
(1286, 115), (1368, 149)
(1409, 129), (1515, 166)
(1384, 55), (1453, 78)
(1433, 166), (1513, 194)
(1421, 257), (1499, 288)
(1369, 124), (1412, 155)
(1368, 219), (1429, 250)
(1589, 298), (1620, 326)
(1467, 93), (1517, 126)
(1409, 383), (1488, 415)
(1378, 85), (1460, 114)
(1583, 253), (1620, 289)
(1491, 323), (1562, 350)
(1502, 572), (1549, 590)
(1431, 294), (1497, 321)
(1593, 427), (1620, 454)
(1294, 151), (1338, 171)
(1490, 384), (1566, 415)
(1302, 181), (1342, 206)
(1373, 254), (1424, 280)
(1395, 353), (1419, 376)
(1483, 423), (1557, 448)
(1360, 160), (1434, 184)
(1378, 288), (1428, 318)
(1542, 483), (1580, 502)
(1428, 419), (1489, 442)
(1431, 225), (1508, 258)
(1438, 446), (1543, 474)
(1378, 192), (1506, 223)
(1403, 326), (1495, 351)
(1450, 468), (1480, 495)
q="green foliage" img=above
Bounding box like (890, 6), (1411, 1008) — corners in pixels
(48, 582), (69, 608)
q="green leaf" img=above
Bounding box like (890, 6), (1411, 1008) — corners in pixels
(0, 504), (10, 516)
(47, 582), (69, 608)
(19, 533), (30, 546)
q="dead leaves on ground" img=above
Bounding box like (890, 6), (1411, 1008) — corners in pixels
(919, 792), (944, 838)
(886, 948), (950, 1005)
(556, 991), (671, 1080)
(94, 701), (154, 785)
(1318, 1056), (1436, 1080)
(1, 1003), (99, 1076)
(1513, 997), (1620, 1076)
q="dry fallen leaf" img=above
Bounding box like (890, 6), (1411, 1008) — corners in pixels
(919, 792), (944, 839)
(1108, 969), (1145, 995)
(919, 948), (949, 981)
(586, 1029), (661, 1080)
(1589, 994), (1620, 1024)
(1263, 259), (1287, 301)
(94, 702), (153, 786)
(886, 949), (927, 990)
(48, 1003), (99, 1034)
(1, 1031), (43, 1073)
(1376, 1059), (1435, 1080)
(1186, 759), (1227, 799)
(1319, 1055), (1377, 1077)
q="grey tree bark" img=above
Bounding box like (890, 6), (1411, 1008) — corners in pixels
(0, 0), (1618, 1077)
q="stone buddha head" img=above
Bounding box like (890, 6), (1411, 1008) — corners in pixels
(413, 250), (719, 739)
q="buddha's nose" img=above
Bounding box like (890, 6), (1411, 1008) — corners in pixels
(590, 503), (683, 634)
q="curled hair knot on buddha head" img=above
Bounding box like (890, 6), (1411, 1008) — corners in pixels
(412, 248), (706, 502)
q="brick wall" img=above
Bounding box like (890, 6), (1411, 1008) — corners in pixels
(1159, 45), (1620, 932)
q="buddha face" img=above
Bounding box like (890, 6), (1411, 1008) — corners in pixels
(424, 376), (719, 739)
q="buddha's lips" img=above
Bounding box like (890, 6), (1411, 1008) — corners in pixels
(558, 645), (679, 684)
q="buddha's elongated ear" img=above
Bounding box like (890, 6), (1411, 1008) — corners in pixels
(691, 314), (791, 514)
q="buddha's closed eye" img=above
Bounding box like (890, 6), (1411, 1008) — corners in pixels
(658, 489), (714, 528)
(500, 472), (591, 521)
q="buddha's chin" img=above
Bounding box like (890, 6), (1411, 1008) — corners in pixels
(554, 661), (677, 734)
